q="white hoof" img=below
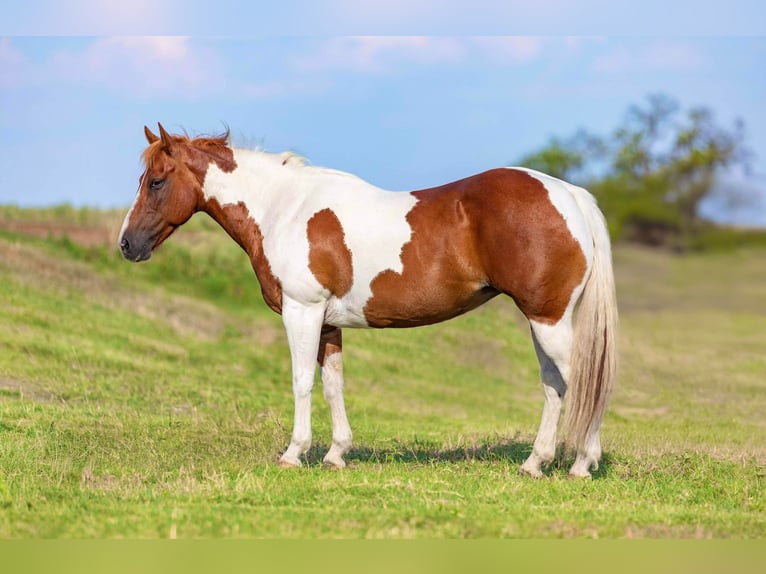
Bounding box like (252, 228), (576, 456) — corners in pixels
(322, 456), (346, 470)
(567, 463), (593, 479)
(277, 455), (302, 468)
(518, 464), (544, 479)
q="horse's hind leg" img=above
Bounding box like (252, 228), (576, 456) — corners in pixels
(569, 426), (602, 478)
(317, 326), (352, 469)
(519, 319), (572, 478)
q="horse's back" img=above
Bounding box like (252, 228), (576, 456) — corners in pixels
(350, 168), (594, 328)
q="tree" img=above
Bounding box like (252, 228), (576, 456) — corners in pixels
(664, 107), (748, 229)
(515, 94), (752, 248)
(517, 129), (605, 182)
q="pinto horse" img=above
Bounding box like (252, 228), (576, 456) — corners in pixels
(120, 124), (617, 478)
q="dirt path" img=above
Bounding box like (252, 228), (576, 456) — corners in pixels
(0, 219), (119, 247)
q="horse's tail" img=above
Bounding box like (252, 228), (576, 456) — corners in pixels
(564, 186), (618, 453)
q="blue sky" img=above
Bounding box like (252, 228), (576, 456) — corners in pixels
(2, 2), (766, 225)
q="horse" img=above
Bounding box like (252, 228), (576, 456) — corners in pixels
(119, 123), (618, 478)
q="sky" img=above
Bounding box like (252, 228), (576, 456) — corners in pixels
(2, 2), (766, 225)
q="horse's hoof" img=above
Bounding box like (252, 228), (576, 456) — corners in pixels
(518, 465), (543, 479)
(566, 470), (592, 480)
(277, 457), (301, 468)
(322, 458), (346, 470)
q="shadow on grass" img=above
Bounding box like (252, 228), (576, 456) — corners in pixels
(303, 438), (615, 478)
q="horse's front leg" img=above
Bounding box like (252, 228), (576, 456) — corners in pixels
(318, 326), (352, 468)
(278, 296), (326, 468)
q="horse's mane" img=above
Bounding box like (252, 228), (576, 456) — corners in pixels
(141, 130), (231, 168)
(141, 129), (361, 182)
(250, 148), (362, 181)
(278, 151), (308, 167)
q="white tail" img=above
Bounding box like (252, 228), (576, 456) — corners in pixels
(564, 189), (619, 452)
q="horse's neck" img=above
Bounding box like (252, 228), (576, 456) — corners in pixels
(200, 148), (300, 257)
(203, 148), (279, 207)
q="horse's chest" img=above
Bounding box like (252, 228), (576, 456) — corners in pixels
(263, 195), (420, 321)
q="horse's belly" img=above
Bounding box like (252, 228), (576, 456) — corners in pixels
(323, 295), (372, 328)
(324, 282), (498, 329)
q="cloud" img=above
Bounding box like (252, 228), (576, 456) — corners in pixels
(29, 37), (226, 98)
(297, 36), (566, 73)
(471, 37), (545, 63)
(4, 36), (326, 102)
(298, 36), (467, 73)
(593, 40), (703, 73)
(0, 38), (27, 87)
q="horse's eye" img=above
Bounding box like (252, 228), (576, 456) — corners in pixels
(149, 178), (165, 191)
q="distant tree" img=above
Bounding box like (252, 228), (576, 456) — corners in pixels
(663, 107), (749, 229)
(516, 129), (605, 182)
(516, 94), (752, 248)
(610, 93), (679, 178)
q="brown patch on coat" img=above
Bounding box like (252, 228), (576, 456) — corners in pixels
(363, 168), (587, 327)
(202, 199), (283, 314)
(307, 208), (354, 298)
(317, 326), (342, 366)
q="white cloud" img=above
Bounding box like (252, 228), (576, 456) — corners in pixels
(3, 36), (318, 102)
(297, 36), (569, 73)
(471, 37), (545, 63)
(299, 36), (467, 73)
(45, 37), (224, 98)
(593, 40), (703, 73)
(0, 38), (27, 87)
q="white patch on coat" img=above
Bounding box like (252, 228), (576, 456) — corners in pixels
(118, 170), (147, 244)
(203, 149), (419, 328)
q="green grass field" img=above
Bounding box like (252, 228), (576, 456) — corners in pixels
(0, 209), (763, 538)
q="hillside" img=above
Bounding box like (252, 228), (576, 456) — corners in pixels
(0, 208), (764, 538)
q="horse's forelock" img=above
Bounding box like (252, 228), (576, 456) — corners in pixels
(141, 141), (166, 169)
(141, 130), (231, 169)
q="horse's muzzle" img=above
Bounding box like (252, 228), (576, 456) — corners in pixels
(119, 235), (152, 262)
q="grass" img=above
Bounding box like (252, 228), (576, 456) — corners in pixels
(0, 208), (764, 538)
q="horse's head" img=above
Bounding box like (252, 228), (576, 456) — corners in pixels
(119, 123), (233, 262)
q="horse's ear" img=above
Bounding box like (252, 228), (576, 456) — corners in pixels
(144, 125), (159, 144)
(158, 123), (173, 150)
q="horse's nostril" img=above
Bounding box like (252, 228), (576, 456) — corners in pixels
(120, 237), (130, 253)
